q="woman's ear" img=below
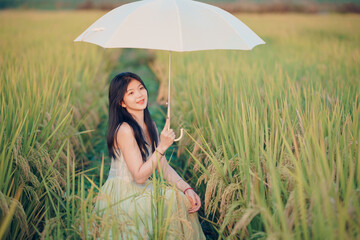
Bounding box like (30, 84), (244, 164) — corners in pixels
(120, 101), (126, 108)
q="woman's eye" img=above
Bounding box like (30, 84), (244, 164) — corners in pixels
(140, 86), (144, 90)
(129, 92), (134, 95)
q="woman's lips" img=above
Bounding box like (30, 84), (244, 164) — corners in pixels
(137, 99), (145, 104)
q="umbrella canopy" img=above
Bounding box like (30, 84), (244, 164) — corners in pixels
(74, 0), (265, 51)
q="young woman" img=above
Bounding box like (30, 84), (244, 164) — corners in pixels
(95, 72), (205, 239)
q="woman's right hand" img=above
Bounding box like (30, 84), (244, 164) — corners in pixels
(158, 118), (175, 153)
(184, 189), (201, 213)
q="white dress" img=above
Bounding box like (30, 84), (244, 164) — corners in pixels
(93, 145), (206, 239)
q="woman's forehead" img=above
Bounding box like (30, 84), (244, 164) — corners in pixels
(127, 79), (142, 90)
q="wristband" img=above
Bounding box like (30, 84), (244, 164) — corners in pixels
(156, 149), (164, 156)
(183, 187), (194, 194)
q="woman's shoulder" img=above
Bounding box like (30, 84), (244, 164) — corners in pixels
(117, 122), (134, 136)
(115, 122), (136, 149)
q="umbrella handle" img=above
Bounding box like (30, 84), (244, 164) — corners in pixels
(174, 128), (184, 142)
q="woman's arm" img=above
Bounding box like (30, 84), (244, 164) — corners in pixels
(152, 121), (191, 191)
(116, 121), (174, 184)
(155, 143), (202, 213)
(152, 121), (201, 213)
(157, 155), (191, 192)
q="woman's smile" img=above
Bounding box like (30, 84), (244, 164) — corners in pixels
(137, 99), (145, 104)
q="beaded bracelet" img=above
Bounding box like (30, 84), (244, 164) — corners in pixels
(183, 187), (194, 194)
(156, 149), (164, 156)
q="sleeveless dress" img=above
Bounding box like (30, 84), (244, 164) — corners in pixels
(94, 145), (206, 240)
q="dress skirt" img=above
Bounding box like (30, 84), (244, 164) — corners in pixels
(93, 176), (206, 240)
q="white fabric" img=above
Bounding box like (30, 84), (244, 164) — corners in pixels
(74, 0), (265, 51)
(108, 155), (134, 182)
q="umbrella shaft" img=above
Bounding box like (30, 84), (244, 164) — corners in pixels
(167, 51), (171, 130)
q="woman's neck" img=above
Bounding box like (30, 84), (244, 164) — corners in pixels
(129, 110), (145, 129)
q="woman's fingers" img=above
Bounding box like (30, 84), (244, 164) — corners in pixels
(163, 130), (175, 141)
(195, 194), (201, 211)
(159, 126), (175, 150)
(187, 191), (201, 213)
(185, 192), (195, 212)
(188, 199), (196, 213)
(164, 117), (170, 131)
(191, 199), (200, 212)
(161, 127), (174, 137)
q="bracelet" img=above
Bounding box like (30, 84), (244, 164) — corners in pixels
(156, 149), (164, 156)
(183, 187), (194, 194)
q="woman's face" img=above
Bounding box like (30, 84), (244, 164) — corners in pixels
(121, 79), (148, 113)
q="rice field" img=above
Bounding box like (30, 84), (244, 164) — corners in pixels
(0, 10), (116, 239)
(152, 13), (360, 239)
(1, 9), (359, 240)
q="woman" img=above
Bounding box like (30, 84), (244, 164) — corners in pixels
(94, 72), (205, 239)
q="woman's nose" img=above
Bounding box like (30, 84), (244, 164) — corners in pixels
(136, 90), (143, 97)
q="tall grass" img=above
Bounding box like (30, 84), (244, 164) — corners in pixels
(0, 10), (117, 238)
(151, 13), (360, 239)
(36, 140), (190, 239)
(1, 10), (203, 239)
(2, 10), (359, 239)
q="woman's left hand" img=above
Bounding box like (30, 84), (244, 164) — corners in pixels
(184, 189), (201, 213)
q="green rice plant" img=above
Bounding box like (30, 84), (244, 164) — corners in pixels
(1, 9), (208, 239)
(0, 10), (119, 238)
(36, 139), (190, 239)
(151, 13), (360, 239)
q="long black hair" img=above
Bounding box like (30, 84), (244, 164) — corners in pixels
(107, 72), (158, 162)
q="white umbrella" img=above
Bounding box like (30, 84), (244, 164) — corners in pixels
(74, 0), (265, 140)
